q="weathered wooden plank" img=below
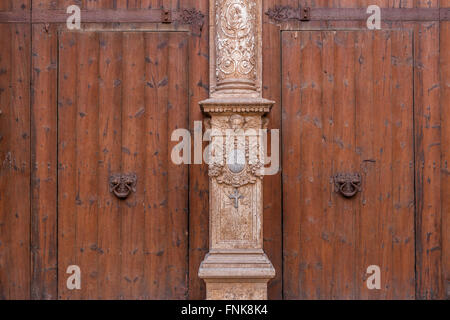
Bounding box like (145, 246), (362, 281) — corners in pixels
(74, 32), (101, 299)
(57, 31), (79, 300)
(58, 32), (101, 299)
(120, 32), (146, 299)
(441, 21), (450, 300)
(389, 30), (415, 299)
(298, 31), (328, 300)
(414, 21), (444, 300)
(281, 31), (303, 300)
(318, 30), (338, 299)
(31, 23), (58, 300)
(0, 23), (31, 300)
(262, 0), (283, 300)
(96, 32), (123, 300)
(329, 31), (357, 299)
(186, 0), (210, 300)
(143, 32), (171, 299)
(166, 32), (189, 298)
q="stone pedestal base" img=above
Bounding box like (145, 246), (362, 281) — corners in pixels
(199, 250), (275, 300)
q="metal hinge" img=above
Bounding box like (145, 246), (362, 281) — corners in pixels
(265, 5), (311, 23)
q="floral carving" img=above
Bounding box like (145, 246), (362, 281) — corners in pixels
(177, 8), (205, 29)
(207, 115), (264, 188)
(215, 0), (257, 90)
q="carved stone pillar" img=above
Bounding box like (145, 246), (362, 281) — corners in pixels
(198, 0), (275, 300)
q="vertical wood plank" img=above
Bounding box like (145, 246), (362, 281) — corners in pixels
(120, 32), (146, 299)
(262, 0), (283, 300)
(186, 0), (210, 300)
(0, 23), (31, 300)
(166, 32), (189, 298)
(441, 21), (450, 300)
(143, 32), (170, 299)
(75, 32), (100, 299)
(331, 31), (358, 299)
(389, 30), (415, 299)
(297, 31), (326, 300)
(96, 32), (123, 300)
(31, 23), (58, 300)
(58, 31), (79, 299)
(414, 21), (443, 299)
(281, 31), (303, 299)
(356, 30), (395, 300)
(413, 0), (443, 302)
(58, 32), (101, 299)
(319, 30), (337, 299)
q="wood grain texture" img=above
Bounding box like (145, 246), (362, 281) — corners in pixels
(0, 23), (31, 300)
(282, 30), (415, 299)
(414, 21), (444, 300)
(414, 3), (442, 299)
(0, 0), (447, 300)
(440, 21), (450, 300)
(57, 31), (189, 299)
(96, 31), (122, 300)
(186, 0), (210, 300)
(31, 23), (58, 300)
(262, 0), (283, 301)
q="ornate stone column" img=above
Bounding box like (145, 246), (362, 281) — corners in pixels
(198, 0), (275, 300)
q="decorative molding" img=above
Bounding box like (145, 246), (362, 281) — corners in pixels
(177, 8), (205, 29)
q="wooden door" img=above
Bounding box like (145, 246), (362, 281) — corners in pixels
(57, 31), (189, 299)
(281, 30), (415, 299)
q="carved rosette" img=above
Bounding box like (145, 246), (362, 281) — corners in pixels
(212, 0), (261, 95)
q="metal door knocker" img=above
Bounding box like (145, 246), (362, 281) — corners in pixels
(109, 173), (137, 199)
(333, 172), (362, 198)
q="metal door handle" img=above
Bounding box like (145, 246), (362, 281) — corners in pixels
(109, 173), (137, 199)
(333, 172), (362, 198)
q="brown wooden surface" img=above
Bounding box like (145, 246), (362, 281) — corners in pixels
(262, 0), (283, 300)
(186, 0), (210, 300)
(442, 0), (450, 302)
(0, 0), (448, 300)
(441, 21), (450, 301)
(282, 30), (415, 299)
(57, 31), (189, 299)
(31, 23), (58, 300)
(0, 23), (31, 300)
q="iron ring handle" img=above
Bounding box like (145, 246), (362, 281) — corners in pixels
(333, 172), (362, 199)
(109, 173), (137, 200)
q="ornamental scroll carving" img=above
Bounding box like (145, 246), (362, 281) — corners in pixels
(207, 115), (264, 188)
(215, 0), (258, 92)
